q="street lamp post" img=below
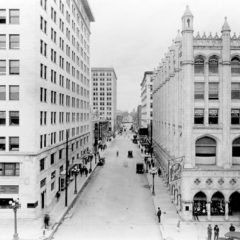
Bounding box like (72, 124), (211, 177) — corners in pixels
(9, 198), (21, 240)
(72, 166), (79, 194)
(149, 167), (158, 195)
(65, 131), (69, 207)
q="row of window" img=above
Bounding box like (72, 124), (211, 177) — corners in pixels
(40, 126), (90, 149)
(40, 111), (90, 125)
(93, 102), (112, 106)
(194, 108), (240, 125)
(0, 34), (19, 50)
(0, 9), (19, 24)
(0, 111), (19, 126)
(195, 136), (240, 158)
(194, 56), (240, 75)
(0, 137), (19, 151)
(0, 85), (19, 100)
(40, 87), (89, 109)
(0, 163), (19, 176)
(0, 60), (19, 75)
(195, 83), (240, 100)
(92, 73), (112, 77)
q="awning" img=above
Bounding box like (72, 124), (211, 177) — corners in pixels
(225, 232), (240, 239)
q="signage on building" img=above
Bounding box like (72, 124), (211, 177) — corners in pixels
(170, 162), (182, 182)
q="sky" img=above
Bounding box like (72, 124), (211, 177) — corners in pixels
(88, 0), (240, 112)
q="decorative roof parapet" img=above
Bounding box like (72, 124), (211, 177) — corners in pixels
(221, 17), (231, 32)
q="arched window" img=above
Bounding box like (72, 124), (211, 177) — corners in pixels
(193, 191), (207, 216)
(196, 137), (216, 157)
(194, 56), (204, 74)
(229, 192), (240, 216)
(211, 192), (225, 216)
(232, 138), (240, 157)
(231, 57), (240, 74)
(209, 56), (218, 74)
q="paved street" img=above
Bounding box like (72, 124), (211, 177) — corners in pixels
(53, 133), (162, 240)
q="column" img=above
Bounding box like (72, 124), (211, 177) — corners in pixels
(207, 202), (211, 220)
(225, 201), (229, 220)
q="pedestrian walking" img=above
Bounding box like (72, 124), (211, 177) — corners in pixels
(44, 213), (50, 229)
(157, 168), (161, 177)
(214, 225), (219, 240)
(85, 167), (88, 177)
(207, 224), (212, 240)
(156, 207), (161, 223)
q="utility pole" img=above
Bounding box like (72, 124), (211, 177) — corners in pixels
(65, 130), (69, 207)
(150, 119), (153, 159)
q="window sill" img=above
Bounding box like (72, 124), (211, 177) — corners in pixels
(194, 125), (222, 129)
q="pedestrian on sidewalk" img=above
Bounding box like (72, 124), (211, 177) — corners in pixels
(214, 225), (219, 240)
(193, 207), (199, 221)
(157, 168), (161, 177)
(207, 224), (212, 240)
(44, 213), (50, 229)
(85, 167), (88, 177)
(156, 207), (161, 223)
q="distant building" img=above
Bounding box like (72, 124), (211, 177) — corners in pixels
(140, 71), (153, 128)
(136, 105), (142, 129)
(91, 68), (117, 132)
(0, 0), (94, 217)
(153, 6), (240, 221)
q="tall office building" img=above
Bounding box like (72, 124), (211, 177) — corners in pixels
(0, 0), (94, 218)
(91, 67), (117, 132)
(140, 71), (153, 128)
(153, 6), (240, 220)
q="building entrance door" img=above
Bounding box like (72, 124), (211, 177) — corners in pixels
(229, 192), (240, 216)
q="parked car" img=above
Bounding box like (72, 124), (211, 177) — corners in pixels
(136, 163), (144, 174)
(128, 150), (133, 158)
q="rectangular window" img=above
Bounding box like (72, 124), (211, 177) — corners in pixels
(209, 109), (218, 124)
(40, 158), (45, 171)
(0, 137), (5, 151)
(9, 9), (19, 24)
(231, 109), (240, 124)
(9, 35), (19, 49)
(51, 153), (55, 165)
(9, 137), (19, 151)
(208, 82), (219, 100)
(51, 182), (55, 191)
(0, 111), (6, 125)
(0, 163), (19, 176)
(0, 60), (6, 75)
(9, 85), (19, 100)
(9, 111), (19, 125)
(0, 85), (6, 100)
(9, 60), (19, 75)
(194, 82), (204, 100)
(0, 10), (6, 24)
(232, 83), (240, 99)
(40, 178), (46, 188)
(0, 35), (6, 49)
(194, 108), (204, 124)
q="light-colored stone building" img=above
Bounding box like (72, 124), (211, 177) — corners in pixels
(153, 6), (240, 221)
(91, 67), (117, 132)
(140, 71), (153, 128)
(0, 0), (94, 218)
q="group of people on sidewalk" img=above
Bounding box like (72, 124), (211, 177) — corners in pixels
(207, 223), (236, 240)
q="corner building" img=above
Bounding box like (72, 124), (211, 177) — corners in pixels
(0, 0), (94, 218)
(153, 6), (240, 220)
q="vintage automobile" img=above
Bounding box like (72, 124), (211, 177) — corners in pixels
(136, 163), (144, 174)
(128, 150), (133, 158)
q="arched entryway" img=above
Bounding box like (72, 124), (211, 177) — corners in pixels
(229, 192), (240, 216)
(211, 192), (225, 215)
(193, 191), (207, 216)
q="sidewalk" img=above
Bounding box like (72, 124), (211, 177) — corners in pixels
(0, 146), (111, 240)
(144, 161), (237, 240)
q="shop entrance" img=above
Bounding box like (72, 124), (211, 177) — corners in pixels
(211, 192), (225, 216)
(193, 191), (207, 216)
(229, 192), (240, 216)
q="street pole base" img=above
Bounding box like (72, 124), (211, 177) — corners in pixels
(74, 190), (77, 194)
(13, 233), (19, 240)
(152, 191), (155, 196)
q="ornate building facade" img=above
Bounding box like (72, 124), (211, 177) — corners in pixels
(153, 6), (240, 220)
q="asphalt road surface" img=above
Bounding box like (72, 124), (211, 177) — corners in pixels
(53, 132), (162, 240)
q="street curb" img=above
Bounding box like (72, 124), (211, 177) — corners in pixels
(46, 163), (99, 240)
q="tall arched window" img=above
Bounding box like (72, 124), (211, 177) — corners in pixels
(194, 56), (204, 74)
(231, 57), (240, 74)
(232, 138), (240, 157)
(211, 192), (225, 216)
(196, 137), (216, 157)
(209, 56), (218, 74)
(193, 191), (207, 216)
